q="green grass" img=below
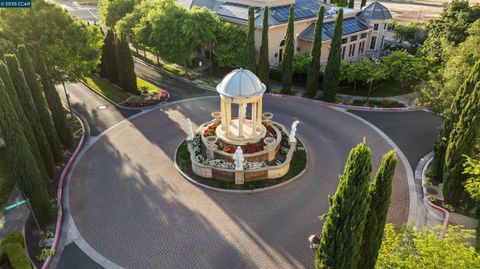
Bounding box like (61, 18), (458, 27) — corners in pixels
(163, 64), (185, 76)
(84, 75), (160, 103)
(84, 75), (129, 103)
(76, 0), (97, 5)
(0, 148), (14, 209)
(337, 80), (413, 97)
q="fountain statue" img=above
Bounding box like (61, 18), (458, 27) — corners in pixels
(289, 120), (299, 142)
(233, 146), (244, 171)
(187, 118), (194, 141)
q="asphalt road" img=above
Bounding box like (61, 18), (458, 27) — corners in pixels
(349, 110), (443, 168)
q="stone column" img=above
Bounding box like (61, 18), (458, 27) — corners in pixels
(221, 99), (226, 131)
(239, 103), (245, 137)
(251, 101), (257, 135)
(226, 101), (231, 135)
(257, 98), (262, 130)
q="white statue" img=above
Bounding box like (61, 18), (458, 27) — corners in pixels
(289, 120), (299, 142)
(186, 118), (194, 141)
(233, 146), (244, 171)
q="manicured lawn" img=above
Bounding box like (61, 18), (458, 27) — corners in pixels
(163, 64), (185, 76)
(337, 80), (413, 97)
(76, 0), (97, 5)
(84, 75), (160, 103)
(0, 148), (14, 209)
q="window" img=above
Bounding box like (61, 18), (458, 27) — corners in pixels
(358, 41), (365, 54)
(341, 46), (346, 60)
(384, 23), (387, 30)
(360, 33), (367, 39)
(380, 35), (385, 48)
(350, 35), (358, 42)
(373, 24), (379, 31)
(342, 38), (347, 44)
(348, 43), (356, 57)
(370, 36), (377, 50)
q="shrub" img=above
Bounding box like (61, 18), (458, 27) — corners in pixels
(269, 67), (282, 81)
(36, 248), (54, 262)
(1, 243), (31, 269)
(243, 143), (262, 154)
(163, 64), (185, 76)
(1, 231), (24, 247)
(223, 145), (235, 153)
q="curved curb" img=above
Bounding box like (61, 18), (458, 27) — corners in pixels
(173, 138), (309, 194)
(265, 93), (427, 112)
(338, 108), (419, 226)
(420, 153), (450, 239)
(80, 80), (171, 111)
(41, 113), (86, 269)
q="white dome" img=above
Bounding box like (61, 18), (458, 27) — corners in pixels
(216, 69), (266, 98)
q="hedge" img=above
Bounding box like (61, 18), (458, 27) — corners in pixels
(0, 231), (31, 269)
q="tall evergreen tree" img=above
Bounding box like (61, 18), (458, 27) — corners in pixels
(322, 9), (343, 101)
(5, 54), (55, 179)
(17, 45), (63, 163)
(360, 0), (367, 8)
(316, 139), (372, 269)
(443, 81), (480, 204)
(306, 6), (325, 98)
(245, 7), (256, 73)
(431, 61), (480, 181)
(0, 79), (53, 226)
(258, 7), (270, 89)
(116, 35), (138, 94)
(32, 46), (74, 149)
(348, 0), (354, 8)
(281, 5), (295, 94)
(102, 29), (119, 83)
(357, 150), (398, 269)
(0, 62), (49, 181)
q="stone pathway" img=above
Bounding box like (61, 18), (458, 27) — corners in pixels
(0, 185), (30, 239)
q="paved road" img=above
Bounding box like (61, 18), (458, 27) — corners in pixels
(349, 110), (443, 168)
(68, 96), (409, 269)
(55, 0), (99, 22)
(56, 83), (138, 136)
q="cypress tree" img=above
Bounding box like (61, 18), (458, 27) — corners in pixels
(103, 29), (119, 83)
(360, 0), (367, 9)
(258, 7), (270, 89)
(281, 5), (295, 94)
(32, 46), (74, 149)
(357, 150), (398, 269)
(443, 81), (480, 205)
(5, 54), (55, 179)
(17, 45), (63, 163)
(116, 35), (138, 94)
(245, 7), (256, 73)
(0, 79), (53, 226)
(348, 0), (354, 8)
(432, 61), (480, 181)
(316, 139), (372, 269)
(306, 6), (325, 98)
(0, 62), (49, 181)
(322, 9), (343, 101)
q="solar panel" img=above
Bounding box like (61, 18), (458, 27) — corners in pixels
(271, 0), (320, 22)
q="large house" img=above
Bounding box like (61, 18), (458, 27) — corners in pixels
(178, 0), (392, 66)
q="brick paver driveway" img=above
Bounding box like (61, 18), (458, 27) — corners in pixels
(69, 96), (408, 269)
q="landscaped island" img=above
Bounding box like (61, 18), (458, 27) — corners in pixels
(176, 69), (306, 189)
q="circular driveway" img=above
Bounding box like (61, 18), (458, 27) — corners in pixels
(69, 96), (408, 269)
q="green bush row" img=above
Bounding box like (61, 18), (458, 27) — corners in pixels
(0, 231), (31, 269)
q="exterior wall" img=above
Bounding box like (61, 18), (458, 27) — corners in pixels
(228, 0), (294, 7)
(365, 19), (389, 57)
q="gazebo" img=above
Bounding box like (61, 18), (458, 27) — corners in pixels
(215, 68), (267, 145)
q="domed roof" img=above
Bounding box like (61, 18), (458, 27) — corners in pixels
(217, 69), (266, 98)
(359, 1), (392, 21)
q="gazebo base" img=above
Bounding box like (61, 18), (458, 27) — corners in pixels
(216, 119), (267, 145)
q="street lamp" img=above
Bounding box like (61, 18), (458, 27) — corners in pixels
(308, 234), (321, 253)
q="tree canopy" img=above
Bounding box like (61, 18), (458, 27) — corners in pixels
(99, 0), (137, 28)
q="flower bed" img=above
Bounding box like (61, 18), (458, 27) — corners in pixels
(120, 90), (169, 107)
